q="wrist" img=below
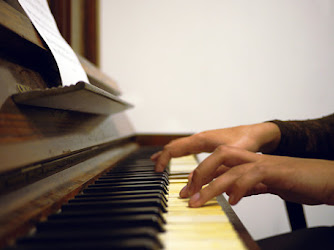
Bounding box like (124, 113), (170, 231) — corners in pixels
(253, 122), (281, 153)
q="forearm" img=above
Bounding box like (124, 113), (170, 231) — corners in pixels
(270, 113), (334, 160)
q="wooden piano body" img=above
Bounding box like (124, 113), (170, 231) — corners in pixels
(0, 1), (259, 249)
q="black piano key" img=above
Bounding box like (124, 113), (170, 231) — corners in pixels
(71, 193), (168, 207)
(61, 198), (167, 213)
(85, 183), (168, 195)
(105, 170), (168, 177)
(103, 172), (169, 179)
(93, 179), (167, 185)
(36, 214), (165, 232)
(96, 176), (169, 185)
(16, 228), (163, 249)
(100, 172), (167, 178)
(49, 207), (166, 224)
(18, 227), (159, 242)
(110, 167), (169, 175)
(125, 159), (156, 165)
(105, 166), (167, 173)
(15, 237), (161, 249)
(82, 189), (167, 198)
(91, 180), (169, 191)
(111, 165), (156, 170)
(118, 159), (156, 164)
(79, 189), (167, 200)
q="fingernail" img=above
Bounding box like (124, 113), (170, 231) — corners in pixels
(189, 192), (201, 207)
(229, 194), (236, 205)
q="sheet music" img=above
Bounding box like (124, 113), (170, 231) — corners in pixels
(18, 0), (89, 86)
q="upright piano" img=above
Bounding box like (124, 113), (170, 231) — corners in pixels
(0, 1), (259, 249)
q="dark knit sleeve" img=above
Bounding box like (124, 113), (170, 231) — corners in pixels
(270, 113), (334, 160)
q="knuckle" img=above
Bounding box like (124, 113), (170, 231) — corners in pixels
(163, 143), (174, 155)
(168, 138), (178, 145)
(215, 144), (229, 153)
(192, 168), (201, 180)
(164, 142), (173, 151)
(166, 137), (181, 147)
(192, 132), (212, 149)
(228, 170), (241, 180)
(191, 132), (205, 145)
(194, 131), (206, 141)
(191, 167), (209, 187)
(253, 163), (266, 175)
(233, 179), (244, 191)
(206, 180), (224, 197)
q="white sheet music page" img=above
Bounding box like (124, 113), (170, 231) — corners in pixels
(18, 0), (89, 86)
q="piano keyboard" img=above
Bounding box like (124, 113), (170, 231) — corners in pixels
(9, 147), (247, 249)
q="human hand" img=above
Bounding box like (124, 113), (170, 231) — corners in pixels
(152, 122), (281, 172)
(180, 145), (334, 207)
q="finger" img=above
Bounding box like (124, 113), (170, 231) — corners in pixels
(187, 146), (232, 195)
(179, 172), (193, 198)
(245, 183), (268, 196)
(214, 165), (230, 178)
(228, 164), (265, 205)
(150, 151), (162, 161)
(226, 182), (268, 197)
(188, 174), (237, 207)
(180, 166), (229, 199)
(154, 137), (198, 172)
(188, 171), (194, 184)
(187, 146), (259, 196)
(188, 162), (253, 207)
(154, 148), (172, 172)
(179, 184), (189, 198)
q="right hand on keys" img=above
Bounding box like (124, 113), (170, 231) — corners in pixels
(180, 146), (334, 207)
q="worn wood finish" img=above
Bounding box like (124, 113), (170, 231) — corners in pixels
(0, 142), (138, 248)
(0, 1), (134, 173)
(0, 108), (134, 172)
(0, 46), (134, 172)
(0, 60), (134, 172)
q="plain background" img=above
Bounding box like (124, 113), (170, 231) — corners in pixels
(99, 0), (334, 240)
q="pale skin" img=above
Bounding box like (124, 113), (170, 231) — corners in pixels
(151, 122), (334, 207)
